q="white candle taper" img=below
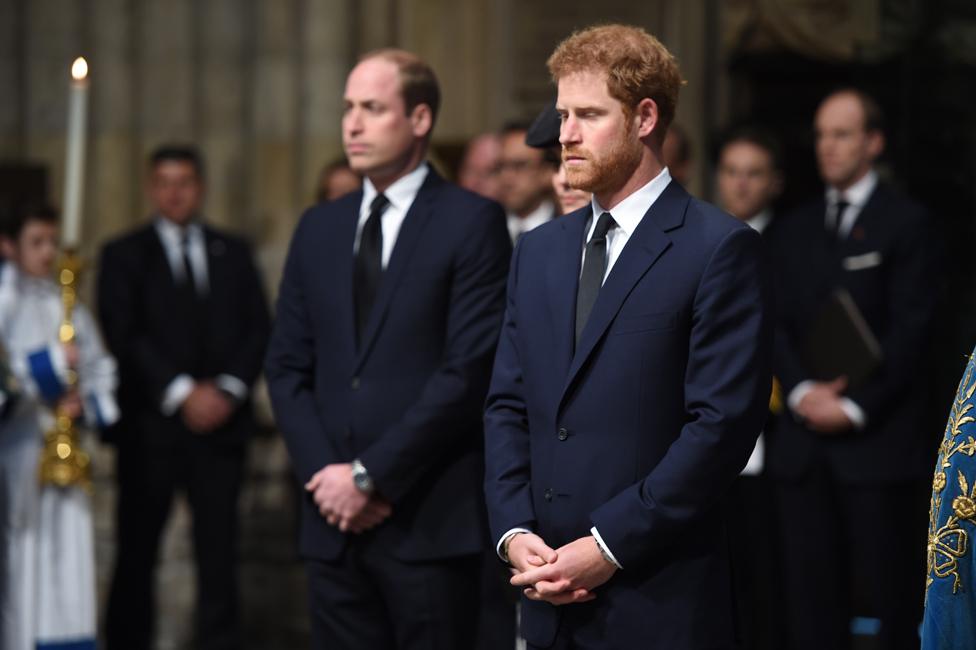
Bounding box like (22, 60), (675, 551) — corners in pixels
(62, 57), (89, 250)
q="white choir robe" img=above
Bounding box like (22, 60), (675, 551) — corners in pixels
(0, 263), (119, 650)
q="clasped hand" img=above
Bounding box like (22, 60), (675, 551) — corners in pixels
(507, 533), (617, 606)
(305, 463), (392, 534)
(795, 376), (853, 434)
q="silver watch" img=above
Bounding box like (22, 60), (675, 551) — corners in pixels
(351, 458), (374, 495)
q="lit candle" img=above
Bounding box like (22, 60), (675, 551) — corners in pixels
(62, 57), (89, 250)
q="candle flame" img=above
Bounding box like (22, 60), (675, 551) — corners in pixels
(71, 57), (88, 81)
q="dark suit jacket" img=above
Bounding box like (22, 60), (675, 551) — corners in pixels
(265, 168), (511, 563)
(97, 223), (270, 447)
(766, 181), (939, 483)
(484, 182), (773, 649)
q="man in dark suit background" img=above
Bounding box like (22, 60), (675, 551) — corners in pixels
(767, 89), (939, 649)
(98, 146), (270, 650)
(484, 24), (772, 649)
(499, 121), (558, 242)
(264, 49), (511, 649)
(715, 125), (784, 650)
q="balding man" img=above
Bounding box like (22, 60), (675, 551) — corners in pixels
(767, 89), (939, 650)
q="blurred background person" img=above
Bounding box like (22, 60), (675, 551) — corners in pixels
(716, 126), (782, 234)
(0, 202), (118, 650)
(498, 121), (556, 242)
(457, 132), (503, 201)
(98, 145), (270, 650)
(662, 122), (693, 187)
(767, 89), (939, 650)
(315, 158), (362, 203)
(715, 125), (784, 650)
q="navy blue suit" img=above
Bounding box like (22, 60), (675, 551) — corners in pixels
(265, 168), (511, 648)
(484, 181), (773, 649)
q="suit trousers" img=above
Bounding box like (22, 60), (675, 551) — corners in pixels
(774, 462), (926, 650)
(106, 433), (245, 650)
(306, 539), (481, 650)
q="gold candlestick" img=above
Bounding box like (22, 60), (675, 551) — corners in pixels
(38, 249), (90, 489)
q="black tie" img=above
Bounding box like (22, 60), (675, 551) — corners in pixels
(830, 199), (849, 239)
(181, 233), (198, 295)
(354, 193), (390, 346)
(575, 212), (616, 347)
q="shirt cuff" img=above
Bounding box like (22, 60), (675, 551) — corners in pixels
(215, 374), (248, 402)
(838, 397), (867, 430)
(787, 380), (815, 414)
(590, 526), (623, 569)
(496, 527), (532, 562)
(161, 374), (195, 416)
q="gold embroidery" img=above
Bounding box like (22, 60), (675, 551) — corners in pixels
(927, 358), (976, 596)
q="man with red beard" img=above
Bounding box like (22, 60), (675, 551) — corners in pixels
(484, 24), (773, 649)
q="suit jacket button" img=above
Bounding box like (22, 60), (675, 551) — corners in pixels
(544, 489), (553, 502)
(557, 428), (568, 441)
(351, 376), (360, 390)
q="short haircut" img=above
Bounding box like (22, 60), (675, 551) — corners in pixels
(501, 120), (532, 137)
(360, 49), (441, 127)
(823, 88), (885, 134)
(717, 125), (782, 170)
(149, 144), (206, 180)
(0, 202), (58, 240)
(547, 24), (684, 137)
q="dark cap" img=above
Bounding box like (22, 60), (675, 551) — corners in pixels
(525, 100), (561, 149)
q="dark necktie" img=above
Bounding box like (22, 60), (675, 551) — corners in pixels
(830, 199), (850, 239)
(354, 193), (390, 346)
(575, 211), (617, 347)
(181, 233), (198, 295)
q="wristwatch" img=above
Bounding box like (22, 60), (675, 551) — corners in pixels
(350, 458), (374, 495)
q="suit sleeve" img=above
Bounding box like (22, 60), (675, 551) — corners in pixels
(97, 241), (184, 402)
(219, 241), (271, 388)
(264, 214), (342, 483)
(845, 210), (939, 418)
(589, 227), (773, 569)
(482, 237), (537, 543)
(357, 201), (512, 504)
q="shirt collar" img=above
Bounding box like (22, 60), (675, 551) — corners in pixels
(154, 215), (203, 245)
(745, 209), (772, 234)
(510, 200), (554, 231)
(590, 166), (672, 239)
(362, 162), (430, 213)
(825, 168), (877, 208)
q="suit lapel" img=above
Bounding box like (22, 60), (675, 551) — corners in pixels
(333, 195), (363, 353)
(560, 182), (689, 404)
(547, 207), (589, 378)
(353, 171), (443, 371)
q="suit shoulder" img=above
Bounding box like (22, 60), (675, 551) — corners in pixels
(872, 182), (930, 226)
(684, 198), (755, 244)
(434, 183), (504, 219)
(100, 224), (156, 258)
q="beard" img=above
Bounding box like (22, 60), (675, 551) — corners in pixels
(562, 127), (643, 197)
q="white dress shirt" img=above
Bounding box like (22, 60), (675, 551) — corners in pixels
(356, 162), (429, 267)
(787, 169), (879, 430)
(825, 168), (877, 239)
(153, 217), (248, 414)
(497, 167), (674, 570)
(507, 199), (555, 243)
(745, 209), (772, 235)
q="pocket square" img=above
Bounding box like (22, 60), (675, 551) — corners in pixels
(843, 251), (882, 271)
